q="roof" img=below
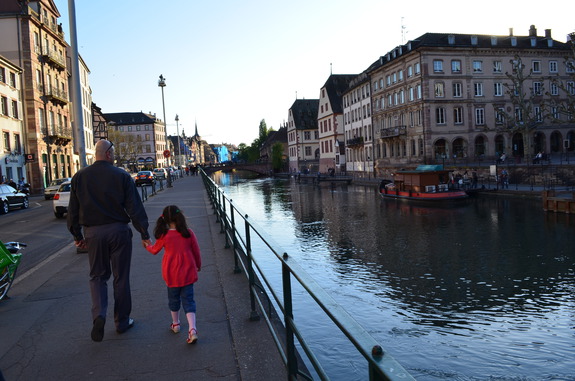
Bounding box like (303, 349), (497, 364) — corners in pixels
(322, 74), (356, 114)
(103, 112), (158, 125)
(366, 28), (572, 74)
(289, 99), (319, 130)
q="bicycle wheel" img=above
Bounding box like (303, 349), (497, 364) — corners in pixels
(0, 265), (16, 300)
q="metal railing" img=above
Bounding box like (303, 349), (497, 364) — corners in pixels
(201, 169), (414, 381)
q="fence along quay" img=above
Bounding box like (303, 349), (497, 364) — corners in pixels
(200, 169), (414, 381)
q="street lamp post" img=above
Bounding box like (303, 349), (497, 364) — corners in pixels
(158, 74), (172, 188)
(175, 114), (181, 168)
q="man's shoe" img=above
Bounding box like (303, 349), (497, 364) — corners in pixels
(91, 316), (105, 342)
(117, 318), (134, 334)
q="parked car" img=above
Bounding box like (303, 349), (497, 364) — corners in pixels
(44, 177), (72, 200)
(0, 184), (29, 214)
(135, 171), (156, 186)
(153, 168), (168, 180)
(53, 181), (71, 219)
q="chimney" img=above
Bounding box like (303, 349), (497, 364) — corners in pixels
(509, 28), (513, 36)
(545, 29), (552, 39)
(529, 25), (537, 37)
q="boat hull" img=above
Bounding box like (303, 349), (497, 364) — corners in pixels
(380, 188), (468, 201)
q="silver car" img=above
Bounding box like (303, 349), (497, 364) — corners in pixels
(44, 178), (72, 200)
(52, 181), (71, 218)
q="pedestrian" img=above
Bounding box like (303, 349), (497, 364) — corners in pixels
(144, 205), (202, 344)
(67, 139), (151, 342)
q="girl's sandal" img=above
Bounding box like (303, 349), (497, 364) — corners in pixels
(187, 328), (198, 344)
(170, 323), (180, 334)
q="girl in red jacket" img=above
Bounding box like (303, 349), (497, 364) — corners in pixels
(145, 205), (202, 344)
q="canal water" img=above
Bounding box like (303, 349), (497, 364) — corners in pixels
(211, 171), (575, 381)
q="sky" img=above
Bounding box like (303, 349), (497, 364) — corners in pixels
(53, 0), (574, 146)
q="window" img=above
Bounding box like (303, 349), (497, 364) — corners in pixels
(414, 62), (421, 74)
(433, 60), (443, 72)
(380, 79), (384, 89)
(451, 60), (461, 73)
(474, 83), (483, 96)
(399, 70), (404, 81)
(567, 61), (575, 73)
(373, 81), (378, 91)
(515, 107), (523, 122)
(399, 90), (404, 104)
(435, 83), (445, 97)
(9, 72), (16, 88)
(305, 146), (311, 156)
(552, 106), (559, 119)
(392, 72), (397, 83)
(475, 108), (485, 125)
(567, 81), (575, 95)
(473, 60), (483, 72)
(535, 106), (542, 122)
(532, 60), (541, 73)
(409, 87), (414, 101)
(533, 82), (542, 96)
(493, 61), (502, 73)
(436, 107), (446, 124)
(0, 96), (7, 116)
(11, 100), (18, 119)
(0, 66), (5, 83)
(549, 61), (558, 73)
(407, 66), (413, 77)
(496, 108), (505, 124)
(494, 83), (503, 96)
(136, 125), (141, 131)
(3, 132), (10, 151)
(386, 75), (391, 86)
(416, 84), (422, 99)
(128, 126), (132, 131)
(551, 83), (559, 95)
(14, 134), (21, 153)
(454, 107), (463, 124)
(453, 82), (462, 97)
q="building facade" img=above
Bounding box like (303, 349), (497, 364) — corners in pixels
(0, 55), (25, 184)
(287, 99), (319, 173)
(103, 112), (167, 170)
(0, 0), (75, 193)
(317, 74), (355, 173)
(343, 71), (374, 175)
(369, 27), (575, 174)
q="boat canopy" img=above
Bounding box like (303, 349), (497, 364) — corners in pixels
(415, 165), (444, 171)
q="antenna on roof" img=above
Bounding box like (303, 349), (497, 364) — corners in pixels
(330, 63), (332, 75)
(401, 17), (407, 44)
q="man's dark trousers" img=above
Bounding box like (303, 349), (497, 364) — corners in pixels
(85, 222), (133, 332)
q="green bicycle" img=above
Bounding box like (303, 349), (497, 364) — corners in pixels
(0, 241), (26, 300)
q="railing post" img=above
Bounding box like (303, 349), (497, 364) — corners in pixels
(282, 253), (298, 379)
(230, 207), (241, 273)
(220, 197), (226, 233)
(244, 216), (259, 321)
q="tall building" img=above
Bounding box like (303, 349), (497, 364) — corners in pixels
(317, 74), (355, 173)
(0, 55), (25, 184)
(342, 71), (374, 175)
(103, 112), (167, 171)
(287, 99), (319, 173)
(0, 0), (74, 192)
(369, 27), (575, 174)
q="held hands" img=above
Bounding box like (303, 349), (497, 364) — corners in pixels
(74, 239), (87, 249)
(142, 239), (152, 248)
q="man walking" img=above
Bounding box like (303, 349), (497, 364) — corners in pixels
(67, 139), (151, 342)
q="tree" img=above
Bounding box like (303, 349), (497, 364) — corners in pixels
(495, 56), (545, 161)
(271, 142), (284, 171)
(107, 129), (144, 168)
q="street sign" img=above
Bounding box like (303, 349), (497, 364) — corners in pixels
(163, 150), (171, 158)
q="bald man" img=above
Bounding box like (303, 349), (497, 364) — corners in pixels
(67, 139), (151, 342)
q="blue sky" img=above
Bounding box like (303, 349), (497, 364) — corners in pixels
(54, 0), (574, 146)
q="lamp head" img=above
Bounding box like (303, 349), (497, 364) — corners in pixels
(158, 74), (166, 87)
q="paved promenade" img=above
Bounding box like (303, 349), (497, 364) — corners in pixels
(0, 175), (285, 380)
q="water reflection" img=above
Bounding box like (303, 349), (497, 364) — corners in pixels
(212, 171), (575, 380)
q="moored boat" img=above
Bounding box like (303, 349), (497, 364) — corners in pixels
(380, 165), (468, 201)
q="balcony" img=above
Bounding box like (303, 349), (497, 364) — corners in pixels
(39, 46), (66, 71)
(346, 136), (364, 147)
(378, 125), (407, 139)
(45, 85), (68, 105)
(44, 126), (73, 146)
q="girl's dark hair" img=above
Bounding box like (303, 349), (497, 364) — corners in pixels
(154, 205), (191, 239)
